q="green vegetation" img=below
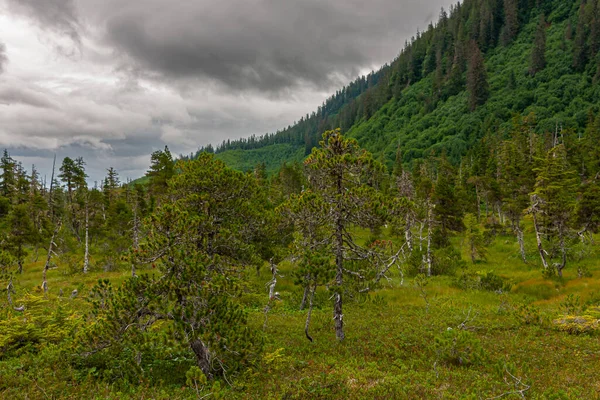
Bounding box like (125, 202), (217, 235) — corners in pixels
(2, 0), (600, 398)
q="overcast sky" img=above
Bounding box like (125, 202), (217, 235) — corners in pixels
(0, 0), (455, 183)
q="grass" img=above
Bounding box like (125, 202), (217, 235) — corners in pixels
(1, 228), (600, 399)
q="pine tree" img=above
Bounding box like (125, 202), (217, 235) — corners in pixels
(573, 4), (588, 72)
(463, 213), (487, 263)
(294, 129), (389, 340)
(503, 0), (519, 44)
(531, 145), (578, 277)
(76, 156), (266, 380)
(590, 0), (600, 58)
(467, 42), (489, 111)
(4, 204), (35, 273)
(59, 157), (86, 203)
(0, 149), (16, 200)
(146, 146), (174, 201)
(529, 14), (547, 75)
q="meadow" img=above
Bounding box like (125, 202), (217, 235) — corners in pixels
(1, 224), (599, 400)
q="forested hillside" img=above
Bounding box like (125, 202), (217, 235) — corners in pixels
(205, 0), (600, 173)
(1, 0), (600, 398)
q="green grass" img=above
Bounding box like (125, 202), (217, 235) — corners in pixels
(1, 229), (600, 399)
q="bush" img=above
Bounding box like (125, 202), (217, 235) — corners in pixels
(453, 270), (512, 293)
(552, 315), (600, 334)
(434, 328), (485, 366)
(432, 246), (466, 276)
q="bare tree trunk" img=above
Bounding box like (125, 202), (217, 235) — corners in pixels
(333, 174), (345, 341)
(418, 221), (424, 252)
(42, 221), (61, 293)
(426, 200), (433, 277)
(300, 281), (309, 310)
(334, 218), (344, 340)
(83, 203), (90, 274)
(515, 224), (526, 263)
(132, 204), (139, 277)
(557, 225), (567, 278)
(190, 339), (213, 380)
(405, 214), (413, 254)
(531, 207), (548, 270)
(7, 277), (25, 312)
(304, 283), (315, 342)
(475, 184), (481, 220)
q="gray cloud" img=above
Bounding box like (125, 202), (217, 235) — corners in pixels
(96, 0), (454, 93)
(6, 0), (82, 56)
(1, 0), (456, 182)
(0, 42), (6, 74)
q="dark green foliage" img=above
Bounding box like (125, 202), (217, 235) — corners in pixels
(146, 146), (174, 201)
(530, 13), (547, 75)
(467, 41), (490, 111)
(572, 4), (588, 72)
(434, 328), (485, 366)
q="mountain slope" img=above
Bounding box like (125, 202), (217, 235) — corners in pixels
(197, 0), (600, 173)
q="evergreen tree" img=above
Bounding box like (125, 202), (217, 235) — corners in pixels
(573, 4), (588, 72)
(503, 0), (519, 44)
(294, 129), (388, 340)
(4, 204), (35, 273)
(531, 145), (578, 277)
(467, 42), (489, 111)
(0, 149), (16, 200)
(59, 157), (86, 203)
(146, 146), (174, 200)
(529, 14), (547, 75)
(463, 213), (487, 263)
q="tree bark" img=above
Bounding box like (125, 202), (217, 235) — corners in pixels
(405, 214), (413, 254)
(83, 202), (90, 274)
(43, 221), (61, 293)
(426, 200), (433, 277)
(300, 282), (309, 310)
(515, 224), (526, 263)
(304, 283), (315, 342)
(531, 206), (548, 270)
(132, 204), (139, 277)
(333, 171), (345, 341)
(190, 339), (213, 380)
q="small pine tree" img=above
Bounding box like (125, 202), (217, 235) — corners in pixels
(463, 213), (487, 263)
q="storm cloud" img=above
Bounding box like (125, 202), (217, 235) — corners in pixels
(0, 0), (455, 182)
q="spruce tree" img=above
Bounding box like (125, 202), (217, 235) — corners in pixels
(467, 42), (489, 111)
(531, 145), (578, 277)
(291, 129), (389, 340)
(529, 14), (547, 75)
(573, 4), (588, 72)
(503, 0), (519, 44)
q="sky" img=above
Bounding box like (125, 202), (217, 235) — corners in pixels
(0, 0), (456, 184)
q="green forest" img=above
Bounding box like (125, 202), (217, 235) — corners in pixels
(2, 0), (600, 398)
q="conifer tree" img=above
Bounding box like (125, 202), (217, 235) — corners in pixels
(77, 156), (266, 380)
(146, 146), (174, 201)
(4, 204), (35, 273)
(0, 149), (16, 200)
(573, 4), (588, 72)
(531, 145), (578, 277)
(503, 0), (519, 44)
(463, 213), (487, 263)
(529, 14), (547, 75)
(294, 129), (388, 340)
(467, 42), (489, 111)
